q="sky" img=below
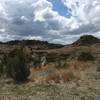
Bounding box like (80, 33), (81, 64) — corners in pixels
(0, 0), (100, 44)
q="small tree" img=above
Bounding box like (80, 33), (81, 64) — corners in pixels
(6, 47), (30, 82)
(0, 55), (7, 77)
(0, 60), (3, 77)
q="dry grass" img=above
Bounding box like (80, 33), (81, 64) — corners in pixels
(29, 63), (57, 82)
(28, 62), (81, 83)
(28, 56), (96, 83)
(66, 60), (95, 71)
(61, 71), (74, 82)
(46, 73), (60, 83)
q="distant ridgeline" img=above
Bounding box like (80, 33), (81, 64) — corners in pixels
(0, 40), (64, 50)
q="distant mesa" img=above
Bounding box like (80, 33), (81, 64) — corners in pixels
(72, 35), (100, 46)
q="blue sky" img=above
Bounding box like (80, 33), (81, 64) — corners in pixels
(48, 0), (71, 17)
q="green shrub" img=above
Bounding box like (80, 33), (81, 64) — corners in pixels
(0, 61), (3, 76)
(0, 55), (7, 77)
(5, 47), (30, 82)
(77, 52), (95, 61)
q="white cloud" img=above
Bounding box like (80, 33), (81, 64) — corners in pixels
(0, 28), (5, 33)
(62, 0), (100, 24)
(0, 0), (99, 44)
(61, 0), (100, 39)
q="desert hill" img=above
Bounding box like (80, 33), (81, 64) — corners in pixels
(72, 35), (100, 46)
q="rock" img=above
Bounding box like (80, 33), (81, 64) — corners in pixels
(41, 56), (47, 67)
